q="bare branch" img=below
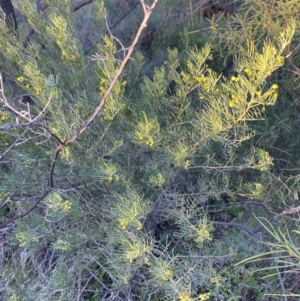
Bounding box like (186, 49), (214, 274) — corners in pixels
(210, 221), (263, 241)
(0, 129), (29, 160)
(72, 0), (94, 12)
(0, 190), (49, 228)
(0, 121), (64, 145)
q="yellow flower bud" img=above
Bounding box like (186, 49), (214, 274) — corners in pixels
(17, 76), (25, 83)
(231, 76), (239, 82)
(244, 68), (253, 77)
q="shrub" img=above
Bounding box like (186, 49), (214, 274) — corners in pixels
(1, 0), (300, 300)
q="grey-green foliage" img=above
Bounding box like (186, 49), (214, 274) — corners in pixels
(1, 0), (300, 300)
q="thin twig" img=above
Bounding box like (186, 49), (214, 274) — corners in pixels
(210, 220), (262, 241)
(72, 0), (94, 12)
(0, 121), (64, 145)
(0, 190), (50, 228)
(0, 129), (29, 160)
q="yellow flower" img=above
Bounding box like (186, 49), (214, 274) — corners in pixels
(136, 132), (143, 140)
(179, 292), (191, 301)
(119, 219), (127, 230)
(195, 223), (212, 244)
(271, 84), (278, 90)
(61, 200), (72, 212)
(32, 237), (39, 243)
(244, 68), (253, 77)
(276, 56), (284, 65)
(229, 101), (234, 108)
(35, 87), (42, 95)
(184, 159), (191, 169)
(230, 76), (239, 82)
(195, 76), (203, 83)
(256, 91), (262, 97)
(199, 292), (211, 300)
(146, 138), (154, 147)
(17, 76), (25, 83)
(162, 269), (173, 281)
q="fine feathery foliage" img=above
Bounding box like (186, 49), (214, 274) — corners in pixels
(1, 0), (300, 300)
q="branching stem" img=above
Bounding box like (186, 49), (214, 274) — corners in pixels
(49, 0), (159, 188)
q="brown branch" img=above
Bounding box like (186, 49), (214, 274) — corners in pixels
(0, 129), (29, 161)
(210, 221), (263, 241)
(72, 0), (94, 12)
(275, 205), (300, 219)
(0, 182), (86, 212)
(0, 190), (49, 228)
(0, 121), (64, 145)
(49, 0), (159, 188)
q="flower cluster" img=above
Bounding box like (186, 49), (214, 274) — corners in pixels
(121, 238), (151, 264)
(48, 192), (72, 213)
(230, 75), (239, 83)
(53, 238), (72, 251)
(179, 292), (192, 301)
(134, 112), (159, 147)
(178, 291), (211, 301)
(194, 219), (213, 245)
(17, 76), (25, 83)
(17, 75), (43, 96)
(112, 191), (150, 231)
(0, 111), (10, 123)
(168, 142), (190, 169)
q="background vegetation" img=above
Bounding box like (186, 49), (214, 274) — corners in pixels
(1, 0), (300, 300)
